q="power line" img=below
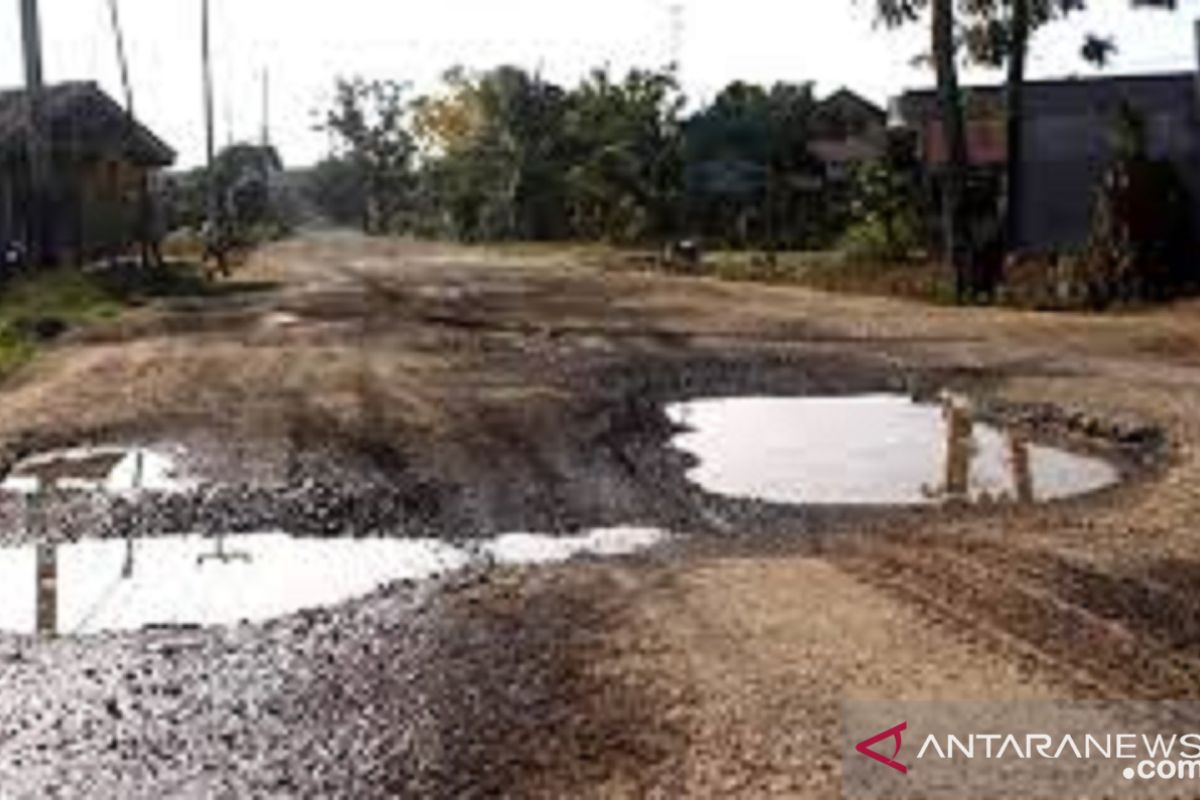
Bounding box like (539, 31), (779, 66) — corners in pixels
(201, 0), (227, 275)
(19, 0), (51, 266)
(202, 0), (216, 185)
(260, 68), (271, 148)
(106, 0), (157, 269)
(105, 0), (134, 114)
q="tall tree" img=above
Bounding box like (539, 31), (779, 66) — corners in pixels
(683, 81), (820, 249)
(322, 79), (416, 234)
(875, 0), (975, 299)
(414, 66), (572, 240)
(932, 0), (974, 300)
(561, 68), (684, 243)
(1003, 0), (1032, 250)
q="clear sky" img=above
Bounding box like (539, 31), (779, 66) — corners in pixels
(0, 0), (1196, 168)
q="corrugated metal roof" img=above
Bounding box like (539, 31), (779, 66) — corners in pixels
(895, 71), (1197, 123)
(0, 81), (175, 167)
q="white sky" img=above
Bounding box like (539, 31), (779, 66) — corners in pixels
(0, 0), (1196, 168)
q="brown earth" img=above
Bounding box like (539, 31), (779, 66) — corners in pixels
(0, 232), (1199, 797)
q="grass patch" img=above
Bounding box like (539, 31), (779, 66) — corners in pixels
(662, 249), (958, 303)
(0, 268), (123, 378)
(0, 327), (37, 376)
(0, 260), (273, 379)
(792, 255), (957, 304)
(0, 268), (123, 332)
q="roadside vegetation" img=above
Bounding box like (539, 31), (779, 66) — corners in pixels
(0, 260), (238, 378)
(164, 142), (302, 255)
(0, 269), (118, 374)
(301, 67), (899, 252)
(288, 0), (1193, 312)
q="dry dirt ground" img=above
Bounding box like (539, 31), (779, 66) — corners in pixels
(0, 232), (1199, 797)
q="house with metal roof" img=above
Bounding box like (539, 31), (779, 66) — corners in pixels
(892, 58), (1200, 250)
(810, 88), (888, 182)
(0, 81), (175, 264)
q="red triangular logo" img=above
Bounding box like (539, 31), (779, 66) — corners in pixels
(855, 722), (908, 774)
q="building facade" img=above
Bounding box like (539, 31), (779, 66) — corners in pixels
(0, 82), (175, 264)
(892, 47), (1200, 250)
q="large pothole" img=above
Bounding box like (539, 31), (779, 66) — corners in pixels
(666, 393), (1121, 506)
(0, 355), (1154, 637)
(0, 527), (668, 636)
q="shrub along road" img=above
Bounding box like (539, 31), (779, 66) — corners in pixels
(0, 232), (1196, 797)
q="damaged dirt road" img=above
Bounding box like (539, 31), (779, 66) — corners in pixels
(1, 232), (1199, 797)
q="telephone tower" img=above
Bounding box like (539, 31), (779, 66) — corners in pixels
(667, 2), (684, 73)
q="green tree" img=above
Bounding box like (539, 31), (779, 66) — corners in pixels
(842, 131), (927, 260)
(683, 81), (821, 249)
(213, 143), (285, 235)
(561, 67), (684, 243)
(1087, 103), (1196, 303)
(413, 66), (571, 240)
(305, 156), (368, 228)
(321, 79), (417, 234)
(875, 0), (975, 300)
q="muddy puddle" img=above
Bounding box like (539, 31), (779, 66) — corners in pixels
(2, 446), (191, 495)
(666, 394), (1120, 506)
(0, 527), (666, 636)
(0, 387), (1124, 636)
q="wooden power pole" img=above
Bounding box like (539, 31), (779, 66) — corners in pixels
(19, 0), (51, 267)
(107, 0), (159, 268)
(106, 0), (134, 113)
(260, 68), (271, 148)
(201, 0), (226, 274)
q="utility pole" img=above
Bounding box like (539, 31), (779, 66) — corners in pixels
(260, 68), (271, 148)
(20, 0), (51, 267)
(107, 0), (157, 268)
(201, 0), (226, 274)
(106, 0), (134, 113)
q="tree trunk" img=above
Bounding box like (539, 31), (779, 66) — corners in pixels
(931, 0), (973, 301)
(1004, 0), (1031, 254)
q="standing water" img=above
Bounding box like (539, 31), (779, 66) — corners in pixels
(0, 445), (668, 636)
(666, 395), (1120, 506)
(0, 528), (668, 636)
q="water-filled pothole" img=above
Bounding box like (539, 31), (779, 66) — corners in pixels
(0, 528), (667, 636)
(2, 446), (190, 495)
(666, 394), (1120, 506)
(0, 446), (670, 636)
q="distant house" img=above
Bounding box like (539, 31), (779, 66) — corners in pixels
(892, 65), (1200, 250)
(810, 89), (888, 181)
(0, 81), (175, 263)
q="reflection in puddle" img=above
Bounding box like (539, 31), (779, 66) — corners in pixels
(1, 528), (668, 636)
(666, 394), (1120, 506)
(9, 534), (470, 636)
(0, 445), (670, 636)
(2, 446), (190, 495)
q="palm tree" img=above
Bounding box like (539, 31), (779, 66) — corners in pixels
(876, 0), (974, 301)
(931, 0), (974, 300)
(1004, 0), (1031, 252)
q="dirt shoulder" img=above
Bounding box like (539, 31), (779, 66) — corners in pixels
(1, 233), (1199, 797)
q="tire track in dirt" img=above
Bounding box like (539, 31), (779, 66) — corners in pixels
(839, 533), (1200, 700)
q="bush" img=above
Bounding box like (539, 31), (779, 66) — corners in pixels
(838, 215), (923, 262)
(838, 146), (927, 263)
(1085, 104), (1197, 306)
